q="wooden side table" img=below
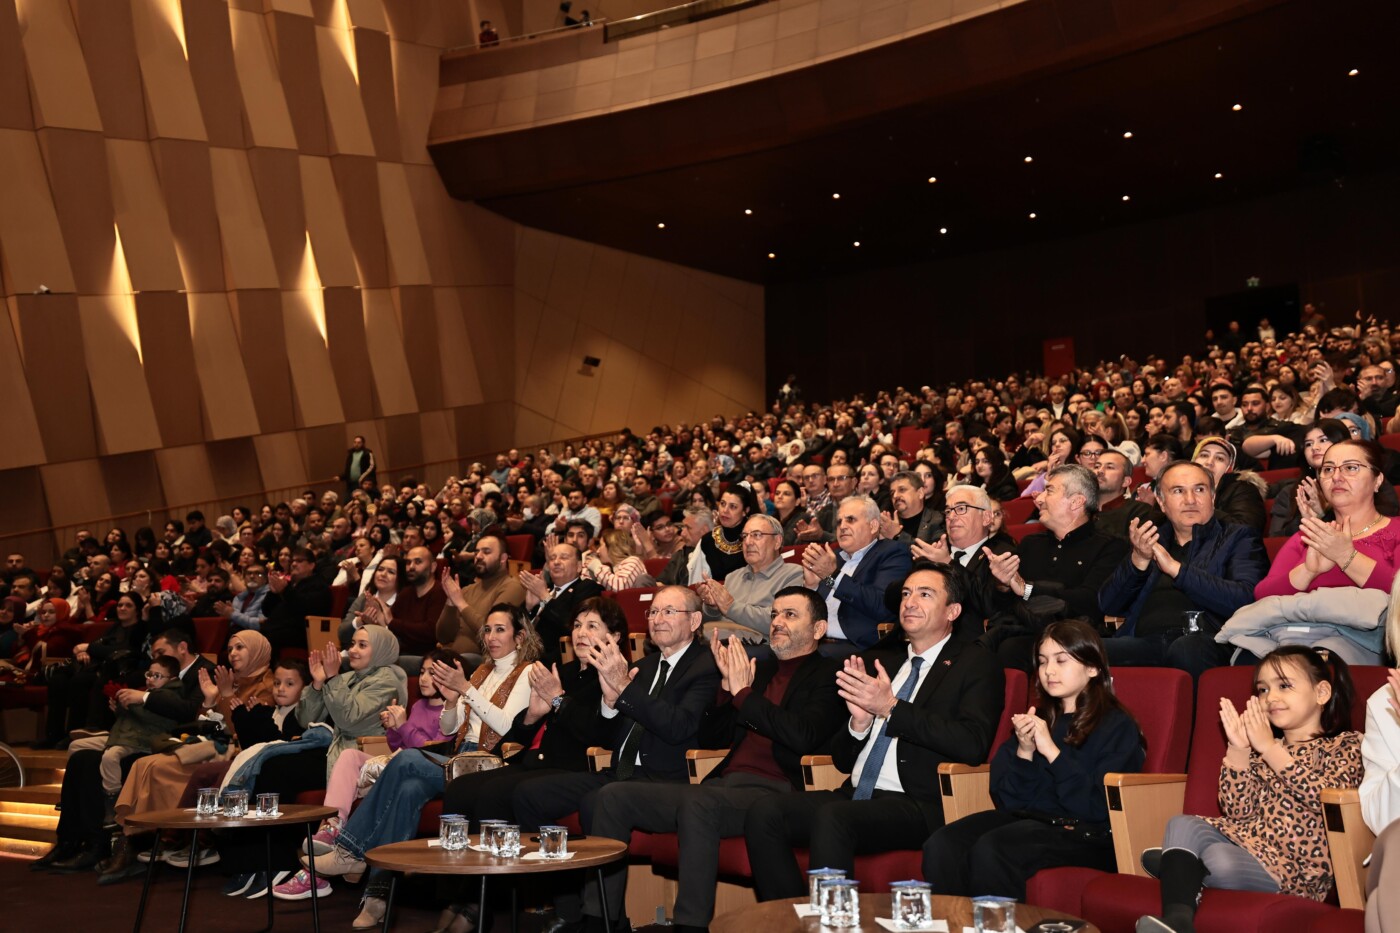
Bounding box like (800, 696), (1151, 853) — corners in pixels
(124, 803), (336, 933)
(365, 835), (629, 933)
(711, 894), (1100, 933)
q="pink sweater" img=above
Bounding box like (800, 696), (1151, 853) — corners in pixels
(1254, 521), (1400, 599)
(385, 699), (454, 751)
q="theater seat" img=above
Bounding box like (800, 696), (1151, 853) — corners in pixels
(1264, 536), (1291, 561)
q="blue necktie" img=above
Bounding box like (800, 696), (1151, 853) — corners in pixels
(852, 656), (924, 800)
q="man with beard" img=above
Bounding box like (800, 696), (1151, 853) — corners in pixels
(359, 545), (448, 665)
(438, 536), (526, 660)
(261, 547), (333, 655)
(879, 471), (944, 545)
(1234, 385), (1306, 471)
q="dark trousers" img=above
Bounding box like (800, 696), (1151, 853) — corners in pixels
(57, 749), (141, 849)
(216, 748), (327, 873)
(44, 663), (108, 741)
(921, 809), (1115, 902)
(744, 788), (935, 901)
(591, 771), (789, 925)
(1104, 630), (1231, 681)
(442, 765), (575, 826)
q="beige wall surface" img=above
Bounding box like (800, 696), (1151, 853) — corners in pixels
(0, 0), (764, 562)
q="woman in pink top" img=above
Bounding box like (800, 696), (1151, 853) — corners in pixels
(1255, 440), (1400, 598)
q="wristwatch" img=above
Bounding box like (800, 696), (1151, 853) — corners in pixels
(1021, 581), (1034, 602)
(550, 694), (565, 712)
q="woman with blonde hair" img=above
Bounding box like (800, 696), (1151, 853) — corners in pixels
(583, 527), (652, 590)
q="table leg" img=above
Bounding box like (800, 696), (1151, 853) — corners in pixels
(132, 833), (162, 933)
(510, 883), (518, 933)
(178, 830), (198, 933)
(306, 822), (321, 933)
(596, 869), (611, 933)
(480, 876), (489, 933)
(381, 874), (397, 933)
(256, 828), (275, 933)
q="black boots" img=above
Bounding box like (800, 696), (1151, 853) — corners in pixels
(1136, 848), (1209, 933)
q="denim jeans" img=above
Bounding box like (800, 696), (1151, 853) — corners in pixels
(337, 745), (469, 859)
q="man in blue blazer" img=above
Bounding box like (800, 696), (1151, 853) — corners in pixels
(801, 495), (913, 652)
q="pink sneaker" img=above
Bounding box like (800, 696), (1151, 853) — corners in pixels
(272, 868), (333, 901)
(304, 820), (342, 856)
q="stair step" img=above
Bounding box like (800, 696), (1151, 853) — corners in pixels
(0, 784), (61, 805)
(0, 821), (57, 842)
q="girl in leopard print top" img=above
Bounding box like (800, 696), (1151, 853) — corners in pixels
(1137, 646), (1362, 933)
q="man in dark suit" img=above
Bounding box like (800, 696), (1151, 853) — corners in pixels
(512, 585), (720, 933)
(800, 495), (913, 652)
(522, 541), (604, 665)
(745, 561), (1005, 900)
(260, 546), (333, 657)
(588, 587), (846, 932)
(113, 628), (216, 725)
(911, 484), (1013, 638)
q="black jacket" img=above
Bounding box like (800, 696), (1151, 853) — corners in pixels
(608, 640), (721, 781)
(501, 661), (611, 771)
(143, 655), (217, 723)
(989, 523), (1128, 625)
(261, 575), (333, 656)
(533, 578), (606, 667)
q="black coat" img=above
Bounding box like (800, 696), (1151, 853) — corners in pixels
(533, 579), (606, 666)
(501, 661), (611, 771)
(608, 641), (721, 781)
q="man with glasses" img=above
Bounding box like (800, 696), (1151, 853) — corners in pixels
(700, 514), (805, 642)
(1359, 364), (1400, 421)
(812, 463), (859, 542)
(512, 586), (719, 933)
(260, 546), (333, 656)
(911, 485), (1012, 636)
(880, 471), (944, 545)
(220, 564), (269, 632)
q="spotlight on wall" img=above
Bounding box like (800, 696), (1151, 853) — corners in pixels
(34, 285), (51, 295)
(579, 354), (602, 377)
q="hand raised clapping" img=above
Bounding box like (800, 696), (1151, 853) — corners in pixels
(1010, 706), (1055, 760)
(834, 656), (894, 733)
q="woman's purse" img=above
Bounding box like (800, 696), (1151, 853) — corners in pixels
(442, 750), (506, 783)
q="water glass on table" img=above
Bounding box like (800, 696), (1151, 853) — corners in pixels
(495, 823), (522, 857)
(221, 790), (249, 818)
(819, 878), (861, 927)
(972, 896), (1016, 933)
(478, 819), (506, 852)
(890, 880), (933, 928)
(807, 867), (846, 909)
(538, 825), (568, 858)
(196, 787), (220, 817)
(440, 815), (468, 851)
(256, 793), (280, 818)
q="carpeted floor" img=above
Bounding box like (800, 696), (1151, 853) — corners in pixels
(0, 852), (559, 933)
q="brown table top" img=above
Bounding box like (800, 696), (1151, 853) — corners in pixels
(711, 895), (1098, 933)
(365, 836), (628, 876)
(123, 803), (337, 832)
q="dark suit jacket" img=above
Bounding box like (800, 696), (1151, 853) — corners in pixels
(143, 655), (217, 723)
(610, 639), (720, 781)
(534, 578), (606, 665)
(261, 575), (334, 657)
(818, 539), (914, 649)
(894, 505), (945, 545)
(699, 651), (845, 789)
(502, 661), (611, 771)
(830, 639), (1004, 825)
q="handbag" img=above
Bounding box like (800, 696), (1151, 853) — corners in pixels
(443, 749), (506, 783)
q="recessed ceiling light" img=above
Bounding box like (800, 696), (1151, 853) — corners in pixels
(1028, 212), (1037, 219)
(927, 176), (937, 184)
(1349, 69), (1359, 77)
(656, 222), (666, 229)
(1231, 103), (1243, 111)
(1214, 172), (1224, 179)
(853, 241), (861, 247)
(939, 227), (948, 235)
(1122, 195), (1131, 202)
(744, 209), (753, 216)
(1024, 156), (1034, 164)
(832, 193), (841, 200)
(767, 252), (776, 259)
(1123, 131), (1133, 139)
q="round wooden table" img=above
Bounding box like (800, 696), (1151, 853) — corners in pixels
(124, 803), (336, 933)
(365, 835), (629, 933)
(711, 894), (1099, 933)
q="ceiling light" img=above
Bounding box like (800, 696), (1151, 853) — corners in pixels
(1028, 212), (1037, 219)
(1214, 172), (1223, 179)
(939, 227), (947, 235)
(1231, 103), (1243, 111)
(1023, 156), (1033, 164)
(767, 252), (776, 259)
(1349, 69), (1359, 77)
(853, 241), (860, 247)
(656, 222), (665, 229)
(1122, 195), (1131, 202)
(1122, 131), (1133, 139)
(832, 193), (841, 200)
(927, 176), (937, 184)
(744, 209), (753, 216)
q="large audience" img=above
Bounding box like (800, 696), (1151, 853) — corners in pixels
(4, 304), (1400, 932)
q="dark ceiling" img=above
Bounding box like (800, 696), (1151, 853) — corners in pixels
(463, 0), (1400, 284)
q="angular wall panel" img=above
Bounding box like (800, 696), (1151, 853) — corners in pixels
(360, 288), (419, 415)
(182, 0), (250, 148)
(353, 26), (401, 162)
(15, 294), (97, 463)
(151, 137), (226, 292)
(299, 155), (360, 287)
(136, 292), (205, 448)
(0, 309), (45, 469)
(106, 139), (185, 292)
(154, 444), (219, 514)
(0, 128), (77, 295)
(396, 284), (443, 411)
(188, 292), (262, 440)
(330, 154), (389, 287)
(228, 8), (298, 149)
(0, 0), (33, 131)
(129, 0), (209, 141)
(268, 9), (330, 155)
(246, 146), (308, 288)
(36, 127), (117, 296)
(315, 24), (376, 156)
(209, 147), (282, 289)
(72, 0), (148, 140)
(77, 294), (164, 455)
(322, 286), (376, 421)
(281, 290), (347, 427)
(376, 161), (432, 285)
(14, 0), (102, 131)
(432, 287), (484, 408)
(100, 450), (165, 518)
(230, 288), (297, 434)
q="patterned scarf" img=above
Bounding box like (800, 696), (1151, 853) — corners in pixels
(454, 655), (527, 752)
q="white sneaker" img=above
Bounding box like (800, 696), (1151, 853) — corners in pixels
(166, 846), (220, 868)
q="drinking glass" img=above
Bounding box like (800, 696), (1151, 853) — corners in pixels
(444, 819), (470, 851)
(972, 896), (1016, 933)
(807, 867), (846, 909)
(890, 880), (933, 928)
(256, 793), (279, 818)
(196, 787), (220, 817)
(479, 819), (506, 852)
(539, 825), (568, 858)
(221, 789), (249, 818)
(439, 815), (467, 850)
(818, 878), (860, 927)
(1183, 611), (1202, 634)
(496, 823), (522, 857)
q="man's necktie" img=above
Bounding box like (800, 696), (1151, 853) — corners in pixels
(950, 550), (964, 565)
(614, 659), (669, 779)
(852, 656), (924, 800)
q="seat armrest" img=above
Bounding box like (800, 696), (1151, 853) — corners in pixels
(500, 742), (522, 758)
(1322, 786), (1373, 910)
(357, 736), (391, 756)
(587, 746), (613, 773)
(686, 749), (729, 785)
(1105, 772), (1187, 876)
(937, 762), (993, 823)
(801, 754), (848, 792)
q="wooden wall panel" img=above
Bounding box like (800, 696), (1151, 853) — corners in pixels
(100, 450), (165, 518)
(462, 285), (515, 401)
(228, 8), (298, 149)
(106, 139), (186, 293)
(322, 286), (377, 421)
(0, 0), (33, 131)
(280, 290), (347, 427)
(296, 424), (348, 485)
(353, 26), (401, 162)
(71, 0), (148, 141)
(150, 138), (224, 292)
(360, 288), (419, 415)
(77, 295), (164, 455)
(268, 10), (330, 155)
(314, 25), (376, 156)
(154, 445), (219, 513)
(209, 147), (282, 289)
(36, 128), (117, 296)
(299, 155), (360, 287)
(246, 147), (307, 288)
(396, 285), (443, 411)
(188, 292), (262, 440)
(378, 412), (425, 475)
(0, 309), (45, 469)
(182, 0), (249, 148)
(330, 154), (389, 287)
(40, 460), (112, 531)
(0, 129), (77, 295)
(229, 288), (297, 434)
(0, 467), (52, 562)
(389, 38), (438, 164)
(129, 0), (209, 142)
(251, 430), (309, 492)
(432, 287), (485, 408)
(136, 292), (205, 448)
(14, 294), (97, 463)
(376, 162), (433, 285)
(14, 0), (102, 131)
(205, 437), (265, 500)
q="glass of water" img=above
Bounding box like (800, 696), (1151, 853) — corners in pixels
(256, 793), (279, 819)
(819, 878), (860, 927)
(1183, 610), (1202, 634)
(478, 819), (505, 851)
(439, 815), (466, 850)
(807, 867), (846, 909)
(972, 896), (1016, 933)
(496, 823), (522, 857)
(890, 880), (933, 928)
(196, 787), (220, 817)
(538, 825), (568, 858)
(222, 789), (249, 818)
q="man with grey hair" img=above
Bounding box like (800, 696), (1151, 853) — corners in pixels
(878, 471), (943, 544)
(658, 506), (714, 586)
(980, 464), (1129, 669)
(699, 514), (805, 642)
(911, 484), (1011, 635)
(801, 495), (912, 653)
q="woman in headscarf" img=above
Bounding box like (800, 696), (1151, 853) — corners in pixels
(41, 590), (150, 750)
(12, 597), (83, 671)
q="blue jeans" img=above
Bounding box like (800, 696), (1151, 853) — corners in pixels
(337, 745), (470, 859)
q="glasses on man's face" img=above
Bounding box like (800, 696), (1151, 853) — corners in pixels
(945, 503), (987, 517)
(144, 671), (168, 681)
(1319, 461), (1372, 479)
(645, 607), (693, 621)
(740, 531), (779, 541)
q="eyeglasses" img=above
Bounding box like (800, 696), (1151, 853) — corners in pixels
(945, 503), (987, 517)
(144, 671), (169, 681)
(1319, 462), (1373, 478)
(1077, 450), (1101, 460)
(645, 607), (695, 621)
(740, 531), (780, 541)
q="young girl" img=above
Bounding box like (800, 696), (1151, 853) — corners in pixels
(921, 620), (1146, 900)
(1137, 645), (1362, 933)
(303, 648), (458, 856)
